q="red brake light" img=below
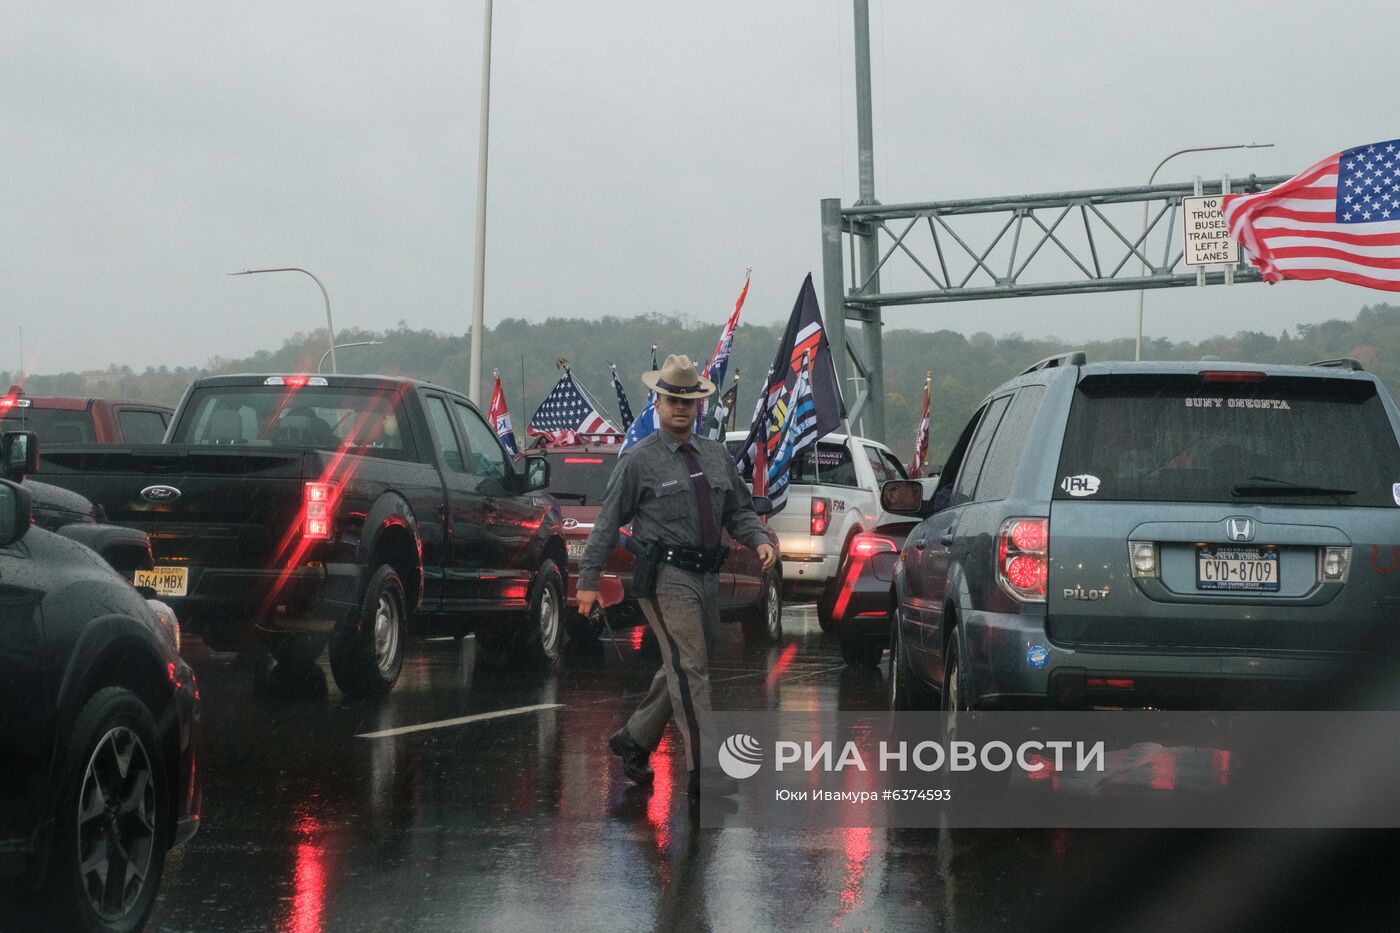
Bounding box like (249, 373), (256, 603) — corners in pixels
(284, 374), (310, 388)
(564, 457), (605, 463)
(0, 398), (12, 409)
(811, 497), (830, 536)
(997, 517), (1047, 603)
(851, 534), (897, 558)
(304, 482), (335, 540)
(1200, 371), (1266, 383)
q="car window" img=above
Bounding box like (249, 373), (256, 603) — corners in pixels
(975, 385), (1046, 502)
(117, 409), (168, 443)
(930, 404), (986, 512)
(1, 408), (96, 444)
(424, 396), (467, 474)
(1054, 375), (1400, 506)
(863, 445), (892, 484)
(544, 452), (617, 505)
(794, 442), (858, 487)
(172, 386), (415, 460)
(951, 395), (1011, 507)
(453, 401), (511, 489)
(878, 447), (909, 481)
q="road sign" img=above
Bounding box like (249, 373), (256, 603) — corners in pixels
(1182, 195), (1239, 266)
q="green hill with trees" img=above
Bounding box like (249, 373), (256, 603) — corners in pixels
(7, 303), (1398, 470)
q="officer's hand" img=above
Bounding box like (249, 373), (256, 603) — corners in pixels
(577, 589), (600, 617)
(757, 543), (777, 571)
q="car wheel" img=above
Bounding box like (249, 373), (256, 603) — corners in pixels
(329, 563), (406, 697)
(887, 609), (934, 710)
(839, 632), (884, 668)
(520, 559), (566, 666)
(741, 571), (783, 645)
(41, 686), (169, 933)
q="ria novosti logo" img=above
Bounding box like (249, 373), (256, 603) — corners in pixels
(718, 734), (764, 779)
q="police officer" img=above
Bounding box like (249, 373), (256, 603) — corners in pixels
(576, 354), (777, 798)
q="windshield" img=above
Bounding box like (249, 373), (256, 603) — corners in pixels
(543, 452), (618, 505)
(171, 385), (417, 461)
(1054, 375), (1400, 507)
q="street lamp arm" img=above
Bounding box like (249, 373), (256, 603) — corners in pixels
(229, 267), (338, 373)
(1146, 143), (1275, 186)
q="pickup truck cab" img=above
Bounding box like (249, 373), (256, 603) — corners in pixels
(1, 386), (172, 444)
(726, 430), (909, 626)
(34, 374), (566, 696)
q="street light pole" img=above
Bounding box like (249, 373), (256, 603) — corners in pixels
(229, 267), (338, 373)
(1134, 143), (1273, 361)
(318, 340), (381, 374)
(468, 0), (494, 404)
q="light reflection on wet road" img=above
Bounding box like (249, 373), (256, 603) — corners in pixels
(142, 606), (1398, 932)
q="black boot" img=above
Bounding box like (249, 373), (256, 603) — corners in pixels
(687, 768), (739, 798)
(609, 728), (654, 784)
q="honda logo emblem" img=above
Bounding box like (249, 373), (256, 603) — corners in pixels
(1226, 517), (1255, 542)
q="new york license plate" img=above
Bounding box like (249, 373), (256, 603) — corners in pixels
(134, 566), (188, 597)
(1196, 546), (1279, 592)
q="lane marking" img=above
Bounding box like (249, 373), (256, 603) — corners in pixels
(356, 703), (564, 739)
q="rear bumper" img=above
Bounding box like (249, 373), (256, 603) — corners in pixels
(174, 562), (363, 636)
(964, 609), (1361, 709)
(781, 553), (839, 588)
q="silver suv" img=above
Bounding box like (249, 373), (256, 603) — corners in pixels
(884, 354), (1400, 710)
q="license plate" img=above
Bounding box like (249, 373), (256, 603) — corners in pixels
(1196, 546), (1279, 592)
(134, 566), (188, 597)
(567, 540), (586, 560)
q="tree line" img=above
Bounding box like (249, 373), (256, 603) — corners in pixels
(7, 303), (1398, 469)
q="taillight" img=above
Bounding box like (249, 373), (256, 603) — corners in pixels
(850, 533), (896, 558)
(1200, 370), (1266, 383)
(811, 497), (830, 536)
(997, 517), (1047, 603)
(304, 482), (335, 540)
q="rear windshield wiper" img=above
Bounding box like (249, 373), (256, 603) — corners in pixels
(1231, 476), (1356, 497)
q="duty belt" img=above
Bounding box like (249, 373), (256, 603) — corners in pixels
(660, 544), (729, 574)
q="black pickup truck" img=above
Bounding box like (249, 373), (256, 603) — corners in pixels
(34, 373), (567, 696)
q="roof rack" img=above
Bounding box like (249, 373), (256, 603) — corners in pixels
(1018, 351), (1086, 376)
(1308, 357), (1365, 372)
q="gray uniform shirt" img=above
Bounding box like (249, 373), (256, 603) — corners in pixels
(577, 431), (772, 591)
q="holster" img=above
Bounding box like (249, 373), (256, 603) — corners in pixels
(624, 536), (663, 599)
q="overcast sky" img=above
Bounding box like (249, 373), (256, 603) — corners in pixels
(3, 2), (1394, 374)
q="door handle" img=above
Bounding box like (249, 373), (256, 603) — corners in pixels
(939, 531), (955, 546)
(914, 534), (927, 551)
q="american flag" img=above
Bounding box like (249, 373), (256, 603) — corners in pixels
(909, 371), (932, 477)
(527, 370), (622, 445)
(1222, 138), (1400, 291)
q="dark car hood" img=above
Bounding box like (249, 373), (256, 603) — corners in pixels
(24, 477), (98, 528)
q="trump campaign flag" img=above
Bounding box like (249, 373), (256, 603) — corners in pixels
(527, 368), (622, 446)
(909, 371), (932, 477)
(1223, 138), (1400, 291)
(488, 371), (518, 457)
(734, 274), (846, 513)
(622, 344), (661, 454)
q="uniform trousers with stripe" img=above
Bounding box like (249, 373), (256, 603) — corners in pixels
(626, 564), (720, 772)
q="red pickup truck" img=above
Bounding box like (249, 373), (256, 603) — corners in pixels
(0, 386), (173, 444)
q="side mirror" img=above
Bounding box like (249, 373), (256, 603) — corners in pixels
(524, 455), (551, 492)
(751, 495), (774, 516)
(2, 431), (38, 480)
(880, 479), (924, 515)
(0, 479), (33, 545)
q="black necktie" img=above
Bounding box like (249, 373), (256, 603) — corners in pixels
(679, 443), (720, 550)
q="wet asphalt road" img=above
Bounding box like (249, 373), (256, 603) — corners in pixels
(136, 606), (1399, 933)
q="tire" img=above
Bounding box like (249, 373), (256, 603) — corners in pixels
(741, 571), (783, 645)
(38, 687), (169, 933)
(519, 559), (566, 666)
(329, 564), (406, 697)
(839, 631), (885, 668)
(887, 609), (934, 710)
